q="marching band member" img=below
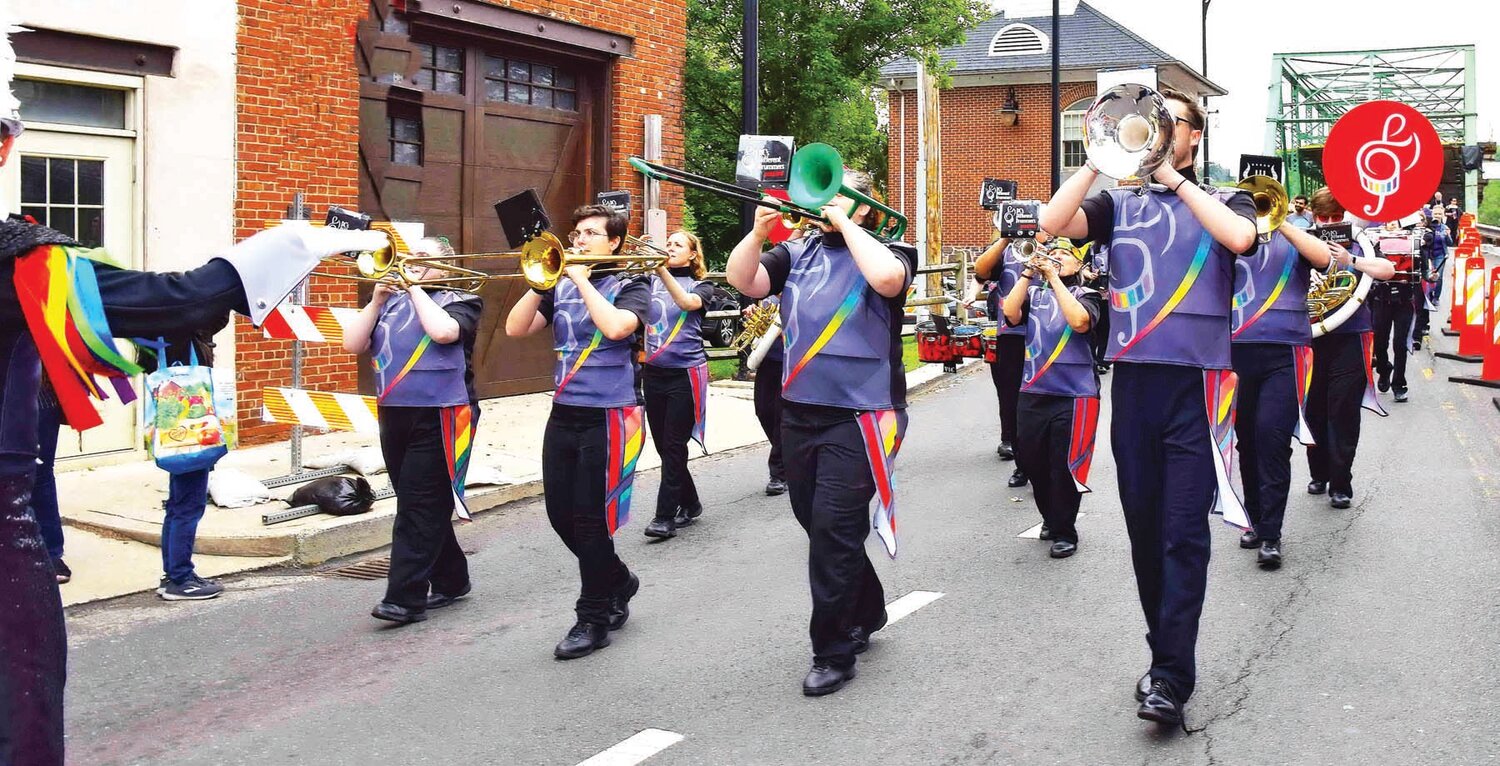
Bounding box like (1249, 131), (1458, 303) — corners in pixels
(344, 238), (483, 624)
(1039, 88), (1258, 726)
(749, 295), (788, 495)
(641, 230), (717, 539)
(1303, 188), (1395, 510)
(728, 170), (915, 696)
(1000, 239), (1103, 559)
(973, 230), (1048, 487)
(1231, 223), (1331, 569)
(505, 205), (650, 659)
(1368, 220), (1427, 402)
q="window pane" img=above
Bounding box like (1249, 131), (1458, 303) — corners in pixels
(412, 69), (433, 91)
(14, 79), (127, 129)
(557, 71), (576, 89)
(507, 83), (529, 104)
(50, 209), (76, 239)
(76, 208), (103, 248)
(435, 71), (462, 94)
(392, 142), (421, 166)
(436, 46), (463, 71)
(20, 155), (45, 204)
(508, 61), (529, 82)
(484, 55), (505, 77)
(485, 81), (506, 102)
(390, 116), (419, 142)
(556, 91), (577, 111)
(77, 160), (103, 206)
(415, 43), (434, 65)
(20, 206), (46, 226)
(532, 88), (553, 109)
(49, 159), (75, 205)
(533, 65), (554, 86)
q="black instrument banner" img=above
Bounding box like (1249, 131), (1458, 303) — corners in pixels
(997, 200), (1041, 239)
(980, 178), (1018, 210)
(325, 206), (372, 231)
(597, 190), (631, 219)
(1238, 154), (1284, 183)
(1313, 222), (1353, 248)
(735, 135), (795, 190)
(494, 189), (552, 249)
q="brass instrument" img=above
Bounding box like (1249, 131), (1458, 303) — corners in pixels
(733, 301), (781, 353)
(1082, 83), (1175, 180)
(1309, 228), (1375, 338)
(1236, 175), (1290, 243)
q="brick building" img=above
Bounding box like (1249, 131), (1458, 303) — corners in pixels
(881, 1), (1223, 251)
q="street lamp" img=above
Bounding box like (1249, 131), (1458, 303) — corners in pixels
(996, 87), (1020, 127)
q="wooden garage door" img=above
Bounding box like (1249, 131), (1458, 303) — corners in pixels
(357, 14), (608, 397)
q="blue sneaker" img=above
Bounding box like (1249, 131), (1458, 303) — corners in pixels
(159, 575), (224, 601)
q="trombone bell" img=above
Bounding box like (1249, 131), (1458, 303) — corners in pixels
(1236, 175), (1289, 242)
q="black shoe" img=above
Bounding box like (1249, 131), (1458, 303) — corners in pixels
(997, 441), (1015, 461)
(371, 601), (427, 625)
(1239, 530), (1260, 549)
(1049, 540), (1077, 559)
(426, 582), (472, 609)
(1135, 672), (1152, 702)
(851, 626), (871, 655)
(1007, 468), (1029, 488)
(51, 558), (71, 584)
(1330, 492), (1352, 509)
(673, 504), (703, 527)
(554, 621), (611, 659)
(1394, 387), (1409, 402)
(1377, 370), (1391, 393)
(765, 479), (788, 496)
(643, 518), (676, 539)
(1307, 480), (1328, 496)
(608, 572), (640, 631)
(1038, 524), (1055, 541)
(1257, 541), (1283, 569)
(1137, 680), (1183, 725)
(802, 662), (856, 696)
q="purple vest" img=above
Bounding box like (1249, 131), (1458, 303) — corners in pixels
(371, 291), (469, 407)
(1104, 186), (1237, 370)
(1329, 239), (1372, 335)
(1231, 232), (1312, 345)
(644, 274), (707, 369)
(552, 275), (639, 408)
(990, 252), (1027, 337)
(1021, 282), (1099, 397)
(780, 237), (901, 410)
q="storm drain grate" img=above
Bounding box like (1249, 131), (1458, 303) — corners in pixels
(325, 557), (391, 580)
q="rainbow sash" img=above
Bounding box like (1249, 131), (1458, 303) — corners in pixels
(688, 361), (708, 454)
(1204, 369), (1250, 529)
(1292, 345), (1316, 446)
(1359, 332), (1389, 417)
(856, 408), (908, 558)
(440, 404), (476, 521)
(604, 405), (645, 536)
(1067, 397), (1101, 493)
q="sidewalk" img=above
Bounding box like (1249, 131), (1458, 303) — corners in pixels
(56, 359), (980, 606)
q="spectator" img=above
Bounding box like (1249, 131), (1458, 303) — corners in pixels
(1287, 195), (1314, 228)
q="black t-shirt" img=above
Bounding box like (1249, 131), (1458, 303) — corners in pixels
(1075, 167), (1259, 255)
(759, 231), (917, 422)
(432, 290), (484, 403)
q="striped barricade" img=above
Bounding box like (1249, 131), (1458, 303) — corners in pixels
(261, 305), (361, 345)
(261, 387), (380, 433)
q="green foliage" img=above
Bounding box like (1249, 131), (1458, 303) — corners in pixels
(1479, 180), (1500, 228)
(683, 0), (986, 266)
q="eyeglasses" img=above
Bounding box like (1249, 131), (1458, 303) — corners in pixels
(1173, 116), (1200, 130)
(567, 229), (607, 244)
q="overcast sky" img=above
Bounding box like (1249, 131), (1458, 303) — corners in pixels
(1004, 0), (1495, 165)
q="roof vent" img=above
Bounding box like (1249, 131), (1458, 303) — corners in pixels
(988, 23), (1049, 57)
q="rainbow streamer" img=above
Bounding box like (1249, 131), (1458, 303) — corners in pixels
(688, 361), (708, 455)
(604, 404), (645, 536)
(1067, 396), (1101, 493)
(1021, 326), (1074, 392)
(556, 330), (603, 396)
(857, 408), (908, 559)
(440, 404), (476, 521)
(1359, 332), (1390, 417)
(1292, 345), (1316, 446)
(783, 288), (863, 391)
(379, 335), (432, 400)
(1116, 232), (1212, 359)
(645, 311), (689, 364)
(1232, 242), (1296, 339)
(1204, 369), (1250, 530)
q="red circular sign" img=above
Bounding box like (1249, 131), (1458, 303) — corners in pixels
(1323, 100), (1443, 223)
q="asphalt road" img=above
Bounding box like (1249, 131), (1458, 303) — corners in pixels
(64, 347), (1500, 766)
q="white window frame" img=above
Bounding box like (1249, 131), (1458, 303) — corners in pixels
(1060, 96), (1092, 172)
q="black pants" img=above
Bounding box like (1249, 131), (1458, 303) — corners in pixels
(0, 472), (65, 766)
(754, 359), (785, 481)
(543, 404), (631, 626)
(989, 334), (1024, 443)
(1092, 307), (1112, 366)
(378, 406), (473, 610)
(782, 404), (886, 668)
(644, 368), (701, 520)
(1016, 393), (1085, 543)
(1306, 333), (1365, 496)
(1232, 344), (1298, 542)
(1371, 295), (1415, 389)
(1111, 363), (1215, 701)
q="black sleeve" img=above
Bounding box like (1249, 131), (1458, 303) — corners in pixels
(91, 259), (248, 339)
(613, 277), (651, 328)
(442, 293), (484, 345)
(1007, 285), (1030, 327)
(1075, 191), (1116, 247)
(1222, 190), (1260, 256)
(1078, 288), (1104, 329)
(536, 288), (555, 325)
(760, 244), (793, 296)
(889, 242), (917, 293)
(691, 281), (717, 314)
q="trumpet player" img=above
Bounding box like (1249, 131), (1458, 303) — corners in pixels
(974, 229), (1051, 488)
(1000, 240), (1104, 559)
(1230, 222), (1331, 569)
(641, 230), (718, 540)
(506, 205), (652, 660)
(1039, 88), (1259, 727)
(728, 170), (915, 697)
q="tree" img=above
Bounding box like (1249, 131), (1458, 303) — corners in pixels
(683, 0), (985, 265)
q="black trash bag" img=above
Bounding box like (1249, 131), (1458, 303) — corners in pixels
(288, 476), (376, 516)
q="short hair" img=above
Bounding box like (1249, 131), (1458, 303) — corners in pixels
(669, 229), (707, 279)
(1294, 194), (1308, 203)
(571, 204), (627, 254)
(1309, 186), (1344, 219)
(413, 236), (455, 259)
(1160, 87), (1206, 131)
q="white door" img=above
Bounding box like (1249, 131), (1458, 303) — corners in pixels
(1, 130), (140, 459)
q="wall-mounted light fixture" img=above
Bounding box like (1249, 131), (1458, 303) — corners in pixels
(997, 86), (1020, 127)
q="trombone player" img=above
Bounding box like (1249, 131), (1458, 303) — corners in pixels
(1039, 85), (1259, 727)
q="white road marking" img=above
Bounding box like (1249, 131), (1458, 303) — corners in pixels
(576, 729), (684, 766)
(884, 590), (945, 625)
(1017, 514), (1086, 539)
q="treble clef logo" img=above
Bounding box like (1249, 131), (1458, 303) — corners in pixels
(1355, 114), (1420, 218)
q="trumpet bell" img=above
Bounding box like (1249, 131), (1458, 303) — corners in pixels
(1084, 84), (1175, 180)
(1236, 174), (1289, 241)
(787, 143), (845, 211)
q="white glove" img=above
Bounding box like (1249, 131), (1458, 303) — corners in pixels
(215, 223), (392, 326)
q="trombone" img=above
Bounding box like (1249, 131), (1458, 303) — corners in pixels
(630, 143), (908, 241)
(1236, 175), (1289, 243)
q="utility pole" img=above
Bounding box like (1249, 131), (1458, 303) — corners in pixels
(740, 0), (759, 234)
(920, 63), (944, 314)
(1051, 0), (1061, 194)
(1201, 0), (1211, 179)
